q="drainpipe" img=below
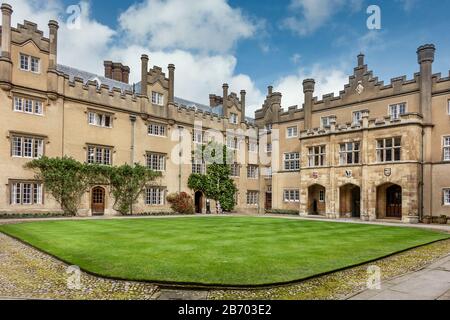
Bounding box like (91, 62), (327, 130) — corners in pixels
(130, 115), (136, 165)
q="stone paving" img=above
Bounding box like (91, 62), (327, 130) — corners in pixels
(349, 255), (450, 300)
(0, 233), (158, 300)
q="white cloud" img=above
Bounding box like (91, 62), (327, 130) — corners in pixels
(274, 64), (348, 108)
(282, 0), (363, 36)
(118, 0), (256, 53)
(5, 0), (263, 117)
(291, 53), (302, 65)
(110, 46), (265, 115)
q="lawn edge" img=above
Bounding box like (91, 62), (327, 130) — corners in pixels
(1, 227), (449, 290)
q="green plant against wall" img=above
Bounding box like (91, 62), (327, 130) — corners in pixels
(188, 142), (237, 213)
(103, 164), (161, 215)
(25, 156), (106, 215)
(25, 157), (161, 216)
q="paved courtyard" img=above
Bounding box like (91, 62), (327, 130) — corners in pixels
(349, 255), (450, 300)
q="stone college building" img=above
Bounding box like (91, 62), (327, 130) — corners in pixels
(0, 3), (449, 223)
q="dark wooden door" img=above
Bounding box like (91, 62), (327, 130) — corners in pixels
(386, 185), (402, 218)
(92, 187), (105, 215)
(352, 187), (361, 218)
(265, 193), (272, 210)
(195, 192), (203, 214)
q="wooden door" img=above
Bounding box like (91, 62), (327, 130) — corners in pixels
(386, 185), (402, 218)
(92, 187), (105, 215)
(265, 193), (272, 210)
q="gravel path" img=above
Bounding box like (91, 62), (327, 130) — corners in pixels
(0, 233), (158, 300)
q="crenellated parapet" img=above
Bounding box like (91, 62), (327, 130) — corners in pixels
(300, 111), (424, 139)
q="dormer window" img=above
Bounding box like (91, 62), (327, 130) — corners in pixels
(20, 53), (40, 73)
(152, 92), (164, 106)
(389, 103), (406, 120)
(230, 113), (238, 124)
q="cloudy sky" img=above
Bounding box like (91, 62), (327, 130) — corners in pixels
(6, 0), (450, 116)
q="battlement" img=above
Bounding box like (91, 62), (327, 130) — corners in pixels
(300, 112), (424, 139)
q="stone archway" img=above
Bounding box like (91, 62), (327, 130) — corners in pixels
(376, 183), (402, 219)
(308, 184), (326, 215)
(194, 191), (204, 214)
(339, 184), (361, 218)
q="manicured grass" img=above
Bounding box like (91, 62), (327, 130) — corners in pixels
(0, 217), (448, 286)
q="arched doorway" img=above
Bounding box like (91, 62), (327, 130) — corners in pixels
(195, 191), (203, 214)
(339, 184), (361, 218)
(376, 183), (402, 219)
(91, 186), (105, 216)
(308, 184), (326, 215)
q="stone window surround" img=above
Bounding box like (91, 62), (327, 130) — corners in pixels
(376, 136), (402, 163)
(145, 187), (166, 206)
(87, 109), (114, 128)
(443, 136), (450, 162)
(13, 95), (44, 116)
(246, 191), (259, 205)
(148, 122), (167, 137)
(19, 53), (40, 74)
(388, 102), (407, 120)
(8, 179), (44, 206)
(339, 141), (361, 165)
(151, 91), (164, 106)
(283, 189), (300, 203)
(443, 189), (450, 206)
(146, 152), (166, 172)
(308, 145), (326, 167)
(9, 131), (47, 159)
(286, 125), (298, 138)
(86, 144), (114, 165)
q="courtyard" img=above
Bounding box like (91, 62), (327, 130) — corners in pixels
(0, 216), (448, 287)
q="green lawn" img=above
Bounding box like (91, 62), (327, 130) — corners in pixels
(0, 217), (448, 286)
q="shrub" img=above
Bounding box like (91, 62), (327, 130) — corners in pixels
(166, 192), (194, 215)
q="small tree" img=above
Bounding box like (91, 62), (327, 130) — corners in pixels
(25, 156), (102, 215)
(105, 164), (161, 215)
(188, 142), (237, 213)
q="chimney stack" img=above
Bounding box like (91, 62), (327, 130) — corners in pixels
(168, 64), (175, 103)
(140, 54), (149, 96)
(1, 3), (12, 59)
(240, 90), (246, 123)
(303, 79), (315, 131)
(48, 20), (59, 69)
(357, 53), (365, 67)
(417, 44), (435, 124)
(223, 83), (229, 117)
(103, 61), (130, 84)
(268, 86), (273, 96)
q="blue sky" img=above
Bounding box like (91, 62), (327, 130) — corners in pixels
(8, 0), (450, 115)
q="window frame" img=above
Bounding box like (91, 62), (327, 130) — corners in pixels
(286, 126), (298, 138)
(443, 136), (450, 162)
(146, 152), (166, 172)
(230, 163), (240, 177)
(247, 165), (259, 179)
(339, 141), (361, 165)
(376, 137), (402, 163)
(353, 111), (363, 124)
(13, 96), (44, 116)
(319, 190), (325, 202)
(284, 152), (300, 171)
(321, 117), (331, 128)
(11, 134), (44, 159)
(87, 111), (113, 128)
(308, 145), (326, 167)
(10, 180), (43, 206)
(230, 113), (238, 125)
(151, 91), (164, 106)
(19, 53), (40, 73)
(283, 189), (300, 203)
(388, 103), (407, 120)
(87, 145), (113, 165)
(246, 191), (259, 206)
(145, 187), (165, 206)
(148, 123), (166, 137)
(443, 189), (450, 206)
